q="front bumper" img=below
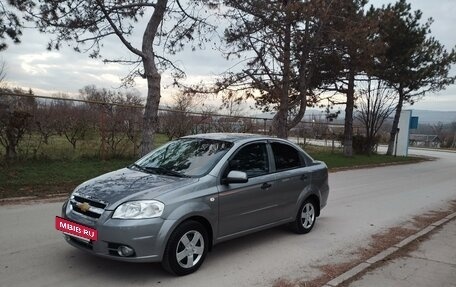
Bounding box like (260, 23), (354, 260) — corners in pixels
(61, 200), (175, 263)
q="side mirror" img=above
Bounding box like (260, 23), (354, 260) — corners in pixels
(224, 170), (248, 184)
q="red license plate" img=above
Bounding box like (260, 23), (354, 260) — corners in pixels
(55, 216), (98, 241)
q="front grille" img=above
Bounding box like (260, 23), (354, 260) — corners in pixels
(70, 195), (107, 219)
(67, 235), (93, 250)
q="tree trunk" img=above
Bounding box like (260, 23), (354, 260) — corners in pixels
(288, 95), (307, 130)
(139, 0), (167, 156)
(387, 89), (404, 155)
(273, 5), (292, 139)
(140, 62), (161, 156)
(5, 144), (16, 160)
(5, 120), (17, 160)
(274, 103), (288, 138)
(343, 69), (355, 157)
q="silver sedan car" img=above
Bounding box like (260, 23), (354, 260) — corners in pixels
(58, 133), (329, 275)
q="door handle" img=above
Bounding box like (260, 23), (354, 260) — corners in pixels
(300, 174), (308, 180)
(261, 183), (272, 189)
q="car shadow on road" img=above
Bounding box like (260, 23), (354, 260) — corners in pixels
(57, 224), (298, 283)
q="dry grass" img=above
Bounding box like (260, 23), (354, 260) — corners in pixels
(291, 226), (417, 287)
(273, 278), (298, 287)
(359, 227), (417, 259)
(412, 201), (456, 228)
(289, 200), (456, 287)
(298, 262), (359, 287)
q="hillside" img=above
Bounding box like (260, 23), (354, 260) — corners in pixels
(253, 109), (456, 124)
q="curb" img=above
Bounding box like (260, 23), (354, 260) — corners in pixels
(409, 147), (456, 154)
(322, 211), (456, 287)
(328, 156), (428, 173)
(0, 193), (68, 205)
(0, 196), (37, 202)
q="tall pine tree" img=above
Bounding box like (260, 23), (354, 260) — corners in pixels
(375, 0), (456, 155)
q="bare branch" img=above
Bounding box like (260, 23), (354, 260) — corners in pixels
(110, 3), (157, 10)
(103, 59), (142, 64)
(95, 0), (144, 58)
(176, 0), (203, 24)
(154, 54), (184, 76)
(76, 32), (116, 43)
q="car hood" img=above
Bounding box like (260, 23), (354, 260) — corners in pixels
(72, 168), (197, 207)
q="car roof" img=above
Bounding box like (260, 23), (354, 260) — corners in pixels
(182, 133), (272, 142)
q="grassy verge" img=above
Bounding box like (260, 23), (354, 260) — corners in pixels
(0, 158), (134, 199)
(0, 145), (425, 200)
(304, 145), (424, 170)
(0, 132), (170, 160)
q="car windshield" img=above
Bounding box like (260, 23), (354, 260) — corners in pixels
(134, 138), (234, 177)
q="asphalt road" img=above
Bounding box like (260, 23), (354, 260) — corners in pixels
(1, 148), (455, 287)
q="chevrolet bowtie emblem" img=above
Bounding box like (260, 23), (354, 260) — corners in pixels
(77, 202), (91, 212)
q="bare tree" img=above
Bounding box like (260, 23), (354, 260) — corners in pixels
(54, 102), (89, 150)
(355, 78), (395, 155)
(187, 104), (218, 134)
(34, 102), (60, 144)
(450, 122), (456, 149)
(121, 91), (144, 157)
(220, 91), (245, 117)
(80, 85), (144, 157)
(0, 107), (31, 160)
(107, 91), (144, 156)
(160, 93), (195, 140)
(0, 87), (36, 160)
(432, 121), (445, 146)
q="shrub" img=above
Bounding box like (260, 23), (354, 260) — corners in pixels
(352, 134), (379, 155)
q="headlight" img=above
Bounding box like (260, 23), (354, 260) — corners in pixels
(112, 200), (164, 219)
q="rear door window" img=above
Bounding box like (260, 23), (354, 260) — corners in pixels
(271, 142), (304, 171)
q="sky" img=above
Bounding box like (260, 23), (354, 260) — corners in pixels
(1, 0), (456, 113)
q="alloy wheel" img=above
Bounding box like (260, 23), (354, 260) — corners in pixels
(176, 230), (205, 268)
(301, 202), (315, 229)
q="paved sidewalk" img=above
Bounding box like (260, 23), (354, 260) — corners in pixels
(346, 219), (456, 287)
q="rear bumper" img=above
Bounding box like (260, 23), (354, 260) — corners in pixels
(319, 178), (330, 211)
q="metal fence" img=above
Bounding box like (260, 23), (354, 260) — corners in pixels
(0, 92), (350, 160)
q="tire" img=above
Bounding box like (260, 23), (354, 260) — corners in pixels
(162, 220), (209, 276)
(290, 198), (317, 234)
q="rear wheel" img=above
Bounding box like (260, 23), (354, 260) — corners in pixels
(162, 220), (208, 276)
(290, 198), (317, 234)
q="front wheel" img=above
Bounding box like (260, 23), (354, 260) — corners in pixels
(162, 220), (208, 276)
(290, 198), (317, 234)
